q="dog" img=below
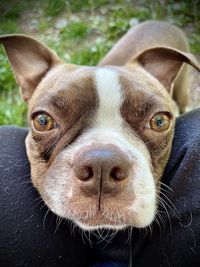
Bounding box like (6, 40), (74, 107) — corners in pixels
(0, 21), (200, 231)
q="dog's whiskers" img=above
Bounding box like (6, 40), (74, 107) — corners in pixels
(42, 198), (63, 230)
(156, 187), (181, 235)
(159, 190), (179, 216)
(155, 207), (166, 233)
(155, 184), (179, 234)
(159, 181), (174, 192)
(32, 196), (45, 209)
(54, 215), (64, 234)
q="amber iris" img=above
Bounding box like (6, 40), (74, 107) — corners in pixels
(32, 114), (55, 131)
(149, 113), (170, 132)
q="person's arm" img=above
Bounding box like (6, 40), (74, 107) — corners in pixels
(0, 126), (94, 267)
(133, 109), (200, 266)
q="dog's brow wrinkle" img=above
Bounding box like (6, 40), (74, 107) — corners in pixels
(120, 74), (170, 124)
(32, 135), (43, 143)
(50, 94), (69, 112)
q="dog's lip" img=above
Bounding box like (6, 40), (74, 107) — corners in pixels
(76, 220), (126, 230)
(75, 210), (126, 227)
(63, 191), (137, 227)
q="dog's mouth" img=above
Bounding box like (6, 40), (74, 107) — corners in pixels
(76, 211), (127, 230)
(47, 187), (156, 230)
(71, 197), (131, 230)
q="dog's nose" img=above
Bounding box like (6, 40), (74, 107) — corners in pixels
(72, 145), (131, 194)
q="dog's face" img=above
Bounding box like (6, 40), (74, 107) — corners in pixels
(1, 34), (200, 230)
(26, 64), (175, 230)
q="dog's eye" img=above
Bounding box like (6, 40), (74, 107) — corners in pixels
(32, 114), (56, 132)
(148, 113), (171, 132)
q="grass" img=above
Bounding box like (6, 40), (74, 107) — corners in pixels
(0, 0), (200, 126)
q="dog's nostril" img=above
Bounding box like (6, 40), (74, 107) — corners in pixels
(85, 166), (93, 179)
(73, 145), (131, 188)
(78, 166), (93, 181)
(110, 167), (127, 180)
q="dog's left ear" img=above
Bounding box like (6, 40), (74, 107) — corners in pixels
(0, 34), (62, 102)
(126, 47), (200, 92)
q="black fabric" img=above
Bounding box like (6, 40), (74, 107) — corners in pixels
(132, 109), (200, 266)
(0, 127), (94, 267)
(1, 109), (200, 266)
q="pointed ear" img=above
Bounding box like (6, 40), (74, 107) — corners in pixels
(0, 34), (62, 102)
(126, 46), (200, 92)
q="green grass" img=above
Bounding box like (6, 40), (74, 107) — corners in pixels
(0, 92), (27, 126)
(0, 0), (200, 126)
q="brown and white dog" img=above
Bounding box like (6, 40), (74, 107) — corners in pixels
(0, 21), (200, 231)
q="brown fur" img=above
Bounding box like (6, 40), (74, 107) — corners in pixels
(99, 21), (199, 113)
(119, 70), (175, 183)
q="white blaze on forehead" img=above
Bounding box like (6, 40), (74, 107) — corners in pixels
(95, 68), (123, 127)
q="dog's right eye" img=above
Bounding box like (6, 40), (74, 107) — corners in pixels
(148, 112), (171, 132)
(32, 114), (56, 132)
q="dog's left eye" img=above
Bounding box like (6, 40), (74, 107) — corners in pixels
(147, 113), (171, 132)
(32, 114), (56, 132)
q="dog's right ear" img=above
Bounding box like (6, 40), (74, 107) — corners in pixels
(126, 46), (200, 94)
(0, 34), (62, 102)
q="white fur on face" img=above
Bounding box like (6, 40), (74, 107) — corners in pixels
(32, 67), (157, 231)
(95, 68), (124, 128)
(66, 127), (156, 229)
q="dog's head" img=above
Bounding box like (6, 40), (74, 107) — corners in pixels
(1, 35), (200, 230)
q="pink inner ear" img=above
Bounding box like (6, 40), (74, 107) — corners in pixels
(135, 48), (187, 92)
(144, 59), (182, 90)
(11, 49), (50, 80)
(0, 34), (62, 102)
(8, 51), (51, 102)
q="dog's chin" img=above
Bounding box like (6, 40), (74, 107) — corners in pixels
(74, 214), (154, 231)
(75, 221), (127, 231)
(72, 212), (154, 231)
(72, 211), (128, 231)
(49, 200), (155, 231)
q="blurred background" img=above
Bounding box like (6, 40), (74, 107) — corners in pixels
(0, 0), (200, 126)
